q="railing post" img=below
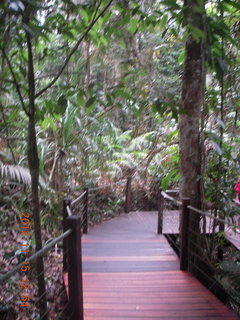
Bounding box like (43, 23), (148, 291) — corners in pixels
(180, 198), (190, 271)
(66, 216), (84, 320)
(124, 176), (132, 213)
(157, 188), (163, 234)
(83, 188), (88, 234)
(63, 197), (71, 272)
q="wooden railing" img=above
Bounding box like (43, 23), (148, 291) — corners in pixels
(62, 189), (88, 320)
(61, 176), (132, 319)
(157, 188), (240, 311)
(157, 189), (180, 235)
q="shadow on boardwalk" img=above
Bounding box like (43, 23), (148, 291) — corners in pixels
(82, 211), (239, 320)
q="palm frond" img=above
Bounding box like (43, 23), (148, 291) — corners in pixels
(0, 162), (45, 187)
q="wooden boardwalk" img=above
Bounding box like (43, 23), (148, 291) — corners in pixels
(82, 211), (239, 320)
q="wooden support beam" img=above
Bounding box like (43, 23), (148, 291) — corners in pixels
(63, 197), (71, 272)
(83, 188), (88, 234)
(157, 189), (163, 234)
(67, 215), (84, 320)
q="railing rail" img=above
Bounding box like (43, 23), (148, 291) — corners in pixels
(187, 205), (237, 228)
(158, 187), (240, 313)
(161, 190), (181, 206)
(0, 229), (72, 284)
(71, 190), (87, 207)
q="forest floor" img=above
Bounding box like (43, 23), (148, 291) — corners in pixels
(0, 219), (67, 319)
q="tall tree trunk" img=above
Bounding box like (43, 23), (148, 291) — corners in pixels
(25, 14), (48, 319)
(179, 0), (205, 272)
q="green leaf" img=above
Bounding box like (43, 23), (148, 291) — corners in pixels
(178, 50), (185, 65)
(192, 26), (205, 42)
(45, 100), (55, 113)
(129, 19), (138, 34)
(55, 96), (67, 115)
(161, 169), (178, 190)
(62, 30), (75, 41)
(161, 0), (180, 9)
(77, 91), (85, 106)
(114, 88), (132, 100)
(119, 39), (126, 49)
(8, 109), (19, 123)
(160, 14), (168, 29)
(166, 130), (178, 145)
(86, 97), (96, 108)
(152, 99), (164, 115)
(100, 36), (108, 47)
(173, 174), (180, 183)
(41, 118), (57, 132)
(120, 15), (131, 27)
(106, 93), (114, 105)
(81, 9), (89, 22)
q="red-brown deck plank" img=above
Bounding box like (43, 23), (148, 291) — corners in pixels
(79, 211), (239, 319)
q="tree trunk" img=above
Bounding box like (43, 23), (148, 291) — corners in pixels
(179, 0), (205, 272)
(25, 15), (48, 320)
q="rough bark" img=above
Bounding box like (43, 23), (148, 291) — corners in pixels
(179, 0), (205, 206)
(179, 0), (205, 272)
(25, 14), (48, 319)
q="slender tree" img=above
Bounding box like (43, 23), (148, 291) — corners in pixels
(179, 0), (206, 270)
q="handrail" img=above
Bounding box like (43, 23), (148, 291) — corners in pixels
(161, 190), (181, 206)
(71, 190), (87, 207)
(187, 205), (238, 228)
(88, 179), (127, 192)
(0, 229), (72, 284)
(161, 191), (238, 229)
(66, 204), (72, 217)
(166, 189), (179, 194)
